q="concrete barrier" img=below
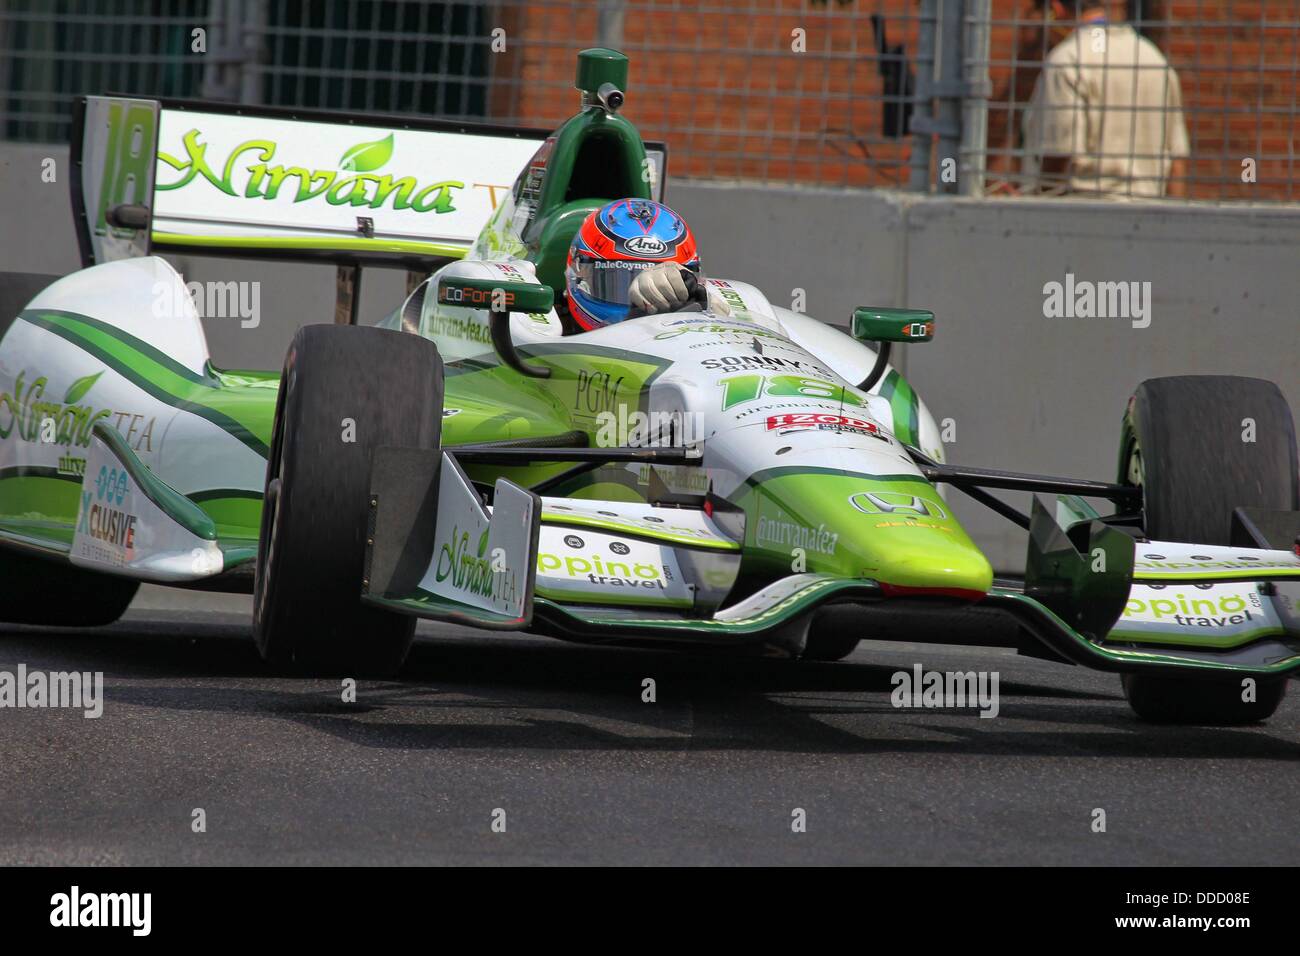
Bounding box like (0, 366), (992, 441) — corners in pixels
(673, 182), (1300, 568)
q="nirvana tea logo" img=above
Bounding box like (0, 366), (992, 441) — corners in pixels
(0, 370), (156, 457)
(157, 130), (463, 214)
(3, 371), (103, 447)
(435, 525), (498, 599)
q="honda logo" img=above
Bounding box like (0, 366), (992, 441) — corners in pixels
(848, 491), (947, 519)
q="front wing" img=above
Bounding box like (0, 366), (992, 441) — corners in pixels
(362, 449), (1300, 678)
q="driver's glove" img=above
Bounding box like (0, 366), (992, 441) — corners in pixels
(629, 262), (692, 315)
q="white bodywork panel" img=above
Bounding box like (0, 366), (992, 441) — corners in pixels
(26, 257), (210, 375)
(69, 428), (223, 581)
(1133, 541), (1300, 582)
(417, 453), (537, 621)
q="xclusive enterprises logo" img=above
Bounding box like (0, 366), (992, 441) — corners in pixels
(50, 886), (151, 936)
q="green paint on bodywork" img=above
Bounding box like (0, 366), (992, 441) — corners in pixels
(879, 368), (920, 447)
(992, 588), (1300, 675)
(729, 465), (993, 595)
(1135, 568), (1300, 582)
(186, 490), (263, 541)
(152, 231), (469, 260)
(525, 108), (650, 244)
(19, 310), (273, 457)
(91, 420), (217, 541)
(537, 575), (875, 634)
(0, 473), (80, 548)
(441, 343), (670, 449)
(534, 584), (693, 609)
(560, 478), (647, 503)
(1107, 622), (1286, 649)
(1, 311), (278, 547)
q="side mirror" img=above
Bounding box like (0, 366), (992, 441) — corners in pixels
(848, 306), (934, 394)
(436, 274), (553, 378)
(851, 306), (934, 343)
(436, 275), (554, 314)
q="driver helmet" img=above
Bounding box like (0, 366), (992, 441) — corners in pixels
(564, 198), (699, 330)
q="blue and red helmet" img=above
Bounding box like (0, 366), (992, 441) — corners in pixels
(564, 199), (700, 330)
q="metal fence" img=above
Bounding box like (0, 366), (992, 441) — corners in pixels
(0, 0), (1296, 201)
(980, 1), (1300, 201)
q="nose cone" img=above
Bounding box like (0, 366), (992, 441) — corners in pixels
(738, 468), (993, 599)
(869, 538), (995, 599)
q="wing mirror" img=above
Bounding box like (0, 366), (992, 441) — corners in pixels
(849, 306), (934, 392)
(850, 306), (934, 343)
(436, 275), (553, 378)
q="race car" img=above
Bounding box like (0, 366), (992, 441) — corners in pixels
(2, 49), (1297, 725)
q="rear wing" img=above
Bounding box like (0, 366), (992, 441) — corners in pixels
(70, 95), (667, 272)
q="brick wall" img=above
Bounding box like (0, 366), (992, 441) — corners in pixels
(498, 1), (1296, 200)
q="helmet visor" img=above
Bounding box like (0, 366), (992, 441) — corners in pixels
(570, 256), (657, 309)
(569, 255), (702, 324)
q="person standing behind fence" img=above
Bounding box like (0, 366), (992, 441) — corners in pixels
(1021, 0), (1189, 198)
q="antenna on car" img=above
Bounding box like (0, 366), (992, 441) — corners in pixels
(576, 47), (627, 113)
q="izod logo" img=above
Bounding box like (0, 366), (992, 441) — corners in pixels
(157, 130), (463, 214)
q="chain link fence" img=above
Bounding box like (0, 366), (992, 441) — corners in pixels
(1, 0), (1296, 200)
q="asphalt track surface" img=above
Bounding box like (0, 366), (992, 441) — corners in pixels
(1, 586), (1296, 866)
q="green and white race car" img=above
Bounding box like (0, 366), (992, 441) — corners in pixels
(2, 49), (1297, 724)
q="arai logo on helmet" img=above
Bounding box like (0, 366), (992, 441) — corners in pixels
(624, 235), (668, 257)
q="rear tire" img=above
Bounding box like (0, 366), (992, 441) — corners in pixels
(1118, 375), (1296, 724)
(0, 548), (137, 626)
(253, 324), (442, 675)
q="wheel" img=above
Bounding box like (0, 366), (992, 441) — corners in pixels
(800, 616), (863, 660)
(1121, 673), (1287, 725)
(802, 633), (860, 661)
(1118, 375), (1298, 545)
(253, 324), (442, 675)
(1118, 375), (1297, 723)
(0, 548), (137, 626)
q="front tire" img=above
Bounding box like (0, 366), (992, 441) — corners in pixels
(802, 628), (861, 662)
(1119, 375), (1298, 546)
(1122, 673), (1287, 725)
(253, 324), (442, 675)
(1118, 375), (1296, 724)
(0, 549), (138, 626)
